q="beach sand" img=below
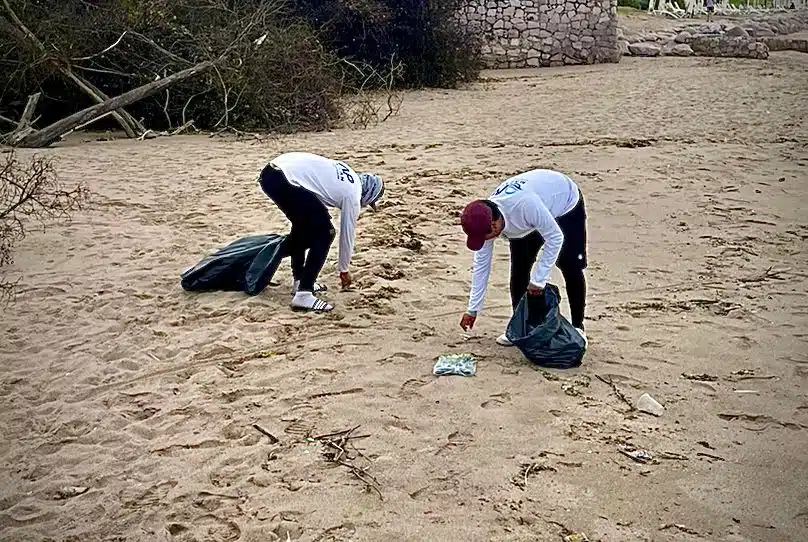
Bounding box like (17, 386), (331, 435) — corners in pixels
(1, 46), (807, 541)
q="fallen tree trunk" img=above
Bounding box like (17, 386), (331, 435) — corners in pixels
(14, 61), (216, 148)
(63, 69), (147, 138)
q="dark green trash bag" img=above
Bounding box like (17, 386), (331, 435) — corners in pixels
(506, 283), (586, 369)
(181, 234), (287, 296)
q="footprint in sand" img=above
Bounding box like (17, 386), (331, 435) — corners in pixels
(119, 480), (178, 509)
(377, 352), (417, 365)
(481, 392), (512, 409)
(435, 430), (474, 455)
(1, 501), (53, 527)
(730, 335), (758, 349)
(219, 387), (276, 404)
(281, 402), (321, 437)
(166, 515), (241, 541)
(399, 378), (429, 398)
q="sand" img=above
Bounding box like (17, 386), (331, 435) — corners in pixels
(2, 39), (808, 542)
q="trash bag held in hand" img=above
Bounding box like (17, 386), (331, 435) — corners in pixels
(181, 234), (287, 296)
(506, 283), (586, 369)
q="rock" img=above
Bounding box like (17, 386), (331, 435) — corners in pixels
(674, 31), (692, 43)
(671, 43), (694, 56)
(725, 26), (750, 38)
(661, 40), (676, 56)
(628, 42), (661, 57)
(636, 393), (665, 416)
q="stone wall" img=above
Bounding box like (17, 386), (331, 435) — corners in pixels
(460, 0), (620, 69)
(618, 10), (808, 60)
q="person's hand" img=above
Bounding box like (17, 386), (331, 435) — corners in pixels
(460, 312), (476, 331)
(527, 283), (544, 296)
(340, 271), (352, 290)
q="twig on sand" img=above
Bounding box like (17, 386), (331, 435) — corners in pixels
(332, 458), (383, 500)
(660, 523), (700, 535)
(739, 266), (790, 283)
(309, 387), (364, 400)
(313, 425), (382, 500)
(252, 423), (279, 444)
(512, 462), (556, 490)
(595, 374), (635, 411)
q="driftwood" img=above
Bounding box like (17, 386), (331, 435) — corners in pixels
(0, 0), (146, 138)
(12, 61), (216, 148)
(3, 92), (40, 145)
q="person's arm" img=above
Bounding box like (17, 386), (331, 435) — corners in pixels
(338, 197), (360, 274)
(466, 239), (495, 315)
(525, 199), (565, 289)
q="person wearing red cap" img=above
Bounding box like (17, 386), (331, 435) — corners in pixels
(458, 168), (588, 346)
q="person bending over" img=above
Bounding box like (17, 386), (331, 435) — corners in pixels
(259, 151), (385, 313)
(458, 168), (589, 345)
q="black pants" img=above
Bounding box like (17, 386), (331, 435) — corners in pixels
(509, 191), (588, 329)
(259, 164), (335, 292)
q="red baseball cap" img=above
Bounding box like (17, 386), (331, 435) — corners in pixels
(461, 200), (493, 251)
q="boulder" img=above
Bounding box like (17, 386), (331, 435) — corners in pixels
(725, 26), (750, 38)
(628, 42), (661, 57)
(674, 31), (692, 43)
(671, 43), (694, 56)
(618, 39), (631, 56)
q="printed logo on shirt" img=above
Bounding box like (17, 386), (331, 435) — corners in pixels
(493, 178), (527, 196)
(334, 162), (355, 184)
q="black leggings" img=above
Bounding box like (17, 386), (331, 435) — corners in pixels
(259, 165), (335, 292)
(508, 194), (588, 329)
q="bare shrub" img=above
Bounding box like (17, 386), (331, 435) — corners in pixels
(0, 150), (89, 303)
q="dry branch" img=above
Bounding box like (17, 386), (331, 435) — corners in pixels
(595, 374), (635, 411)
(1, 151), (89, 303)
(313, 425), (382, 500)
(1, 0), (145, 138)
(739, 266), (789, 283)
(13, 60), (216, 148)
(2, 92), (40, 145)
(62, 69), (146, 138)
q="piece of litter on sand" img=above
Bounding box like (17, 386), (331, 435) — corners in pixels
(619, 448), (655, 464)
(54, 486), (90, 500)
(682, 372), (718, 382)
(733, 389), (759, 394)
(635, 393), (665, 416)
(563, 533), (590, 542)
(433, 353), (477, 377)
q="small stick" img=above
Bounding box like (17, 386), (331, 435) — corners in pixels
(595, 375), (635, 410)
(312, 425), (361, 441)
(309, 387), (364, 400)
(739, 266), (790, 283)
(696, 452), (726, 461)
(251, 424), (279, 444)
(334, 458), (383, 500)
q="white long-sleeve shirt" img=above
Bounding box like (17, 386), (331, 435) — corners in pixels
(467, 169), (580, 315)
(269, 152), (361, 273)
